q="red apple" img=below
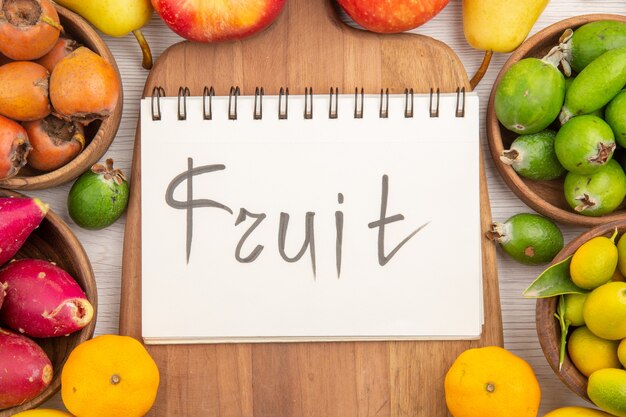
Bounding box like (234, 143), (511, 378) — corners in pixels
(337, 0), (450, 33)
(152, 0), (287, 42)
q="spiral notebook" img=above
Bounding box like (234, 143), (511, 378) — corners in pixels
(140, 88), (482, 344)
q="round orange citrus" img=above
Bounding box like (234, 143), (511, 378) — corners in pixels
(444, 346), (541, 417)
(61, 335), (160, 417)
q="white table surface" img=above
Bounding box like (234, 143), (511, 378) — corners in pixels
(39, 0), (626, 413)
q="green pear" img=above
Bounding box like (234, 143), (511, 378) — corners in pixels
(54, 0), (154, 69)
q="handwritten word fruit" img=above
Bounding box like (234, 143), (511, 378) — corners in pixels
(0, 61), (51, 122)
(463, 0), (548, 53)
(588, 368), (626, 417)
(500, 130), (565, 180)
(560, 46), (626, 123)
(544, 407), (613, 417)
(68, 159), (129, 230)
(338, 0), (449, 33)
(584, 282), (626, 340)
(0, 197), (47, 265)
(444, 346), (540, 417)
(0, 327), (52, 409)
(23, 115), (85, 172)
(62, 335), (160, 417)
(35, 37), (78, 72)
(487, 213), (563, 265)
(0, 115), (31, 179)
(567, 21), (626, 73)
(606, 90), (626, 147)
(0, 259), (94, 338)
(50, 47), (120, 124)
(0, 0), (61, 60)
(564, 293), (588, 327)
(54, 0), (153, 69)
(555, 115), (615, 175)
(12, 410), (74, 417)
(568, 326), (620, 377)
(570, 234), (618, 290)
(152, 0), (286, 43)
(564, 160), (626, 216)
(495, 58), (565, 134)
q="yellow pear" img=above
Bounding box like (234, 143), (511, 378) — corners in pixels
(463, 0), (549, 53)
(54, 0), (153, 69)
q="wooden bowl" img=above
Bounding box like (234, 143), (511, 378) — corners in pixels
(0, 4), (123, 191)
(0, 190), (97, 416)
(536, 220), (626, 402)
(487, 14), (626, 227)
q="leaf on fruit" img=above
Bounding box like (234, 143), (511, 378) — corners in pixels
(523, 256), (587, 298)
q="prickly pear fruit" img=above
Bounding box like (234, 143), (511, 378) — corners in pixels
(0, 197), (48, 265)
(0, 259), (94, 338)
(0, 327), (53, 409)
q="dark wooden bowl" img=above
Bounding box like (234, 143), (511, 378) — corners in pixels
(0, 190), (97, 415)
(487, 14), (626, 227)
(536, 220), (626, 402)
(0, 4), (123, 190)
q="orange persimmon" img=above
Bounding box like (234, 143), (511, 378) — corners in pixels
(0, 115), (31, 179)
(49, 47), (120, 124)
(0, 0), (61, 60)
(35, 37), (78, 72)
(0, 61), (51, 121)
(23, 115), (84, 172)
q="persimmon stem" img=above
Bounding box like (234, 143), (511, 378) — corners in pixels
(470, 50), (493, 90)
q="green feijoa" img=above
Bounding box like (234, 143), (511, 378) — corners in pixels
(570, 20), (626, 73)
(564, 77), (604, 118)
(500, 130), (566, 180)
(555, 115), (616, 174)
(495, 58), (565, 135)
(564, 159), (626, 216)
(561, 46), (626, 123)
(68, 159), (130, 230)
(487, 213), (563, 265)
(606, 90), (626, 147)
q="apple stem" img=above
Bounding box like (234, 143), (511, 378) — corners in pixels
(133, 29), (153, 70)
(470, 50), (493, 90)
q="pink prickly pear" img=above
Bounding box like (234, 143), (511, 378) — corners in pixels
(0, 327), (53, 409)
(0, 197), (48, 265)
(0, 259), (94, 338)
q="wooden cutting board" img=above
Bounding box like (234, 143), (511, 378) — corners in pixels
(120, 1), (503, 415)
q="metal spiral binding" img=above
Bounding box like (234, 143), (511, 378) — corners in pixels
(404, 88), (414, 118)
(429, 88), (440, 118)
(455, 87), (466, 118)
(278, 87), (289, 120)
(304, 87), (313, 119)
(329, 87), (339, 119)
(149, 85), (467, 120)
(379, 88), (389, 118)
(254, 87), (264, 120)
(354, 88), (364, 119)
(228, 86), (240, 120)
(151, 86), (165, 121)
(203, 86), (214, 120)
(177, 87), (190, 120)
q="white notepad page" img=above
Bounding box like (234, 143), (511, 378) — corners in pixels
(140, 92), (482, 343)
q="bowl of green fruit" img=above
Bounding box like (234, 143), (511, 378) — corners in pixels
(487, 14), (626, 227)
(532, 220), (626, 414)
